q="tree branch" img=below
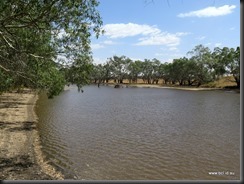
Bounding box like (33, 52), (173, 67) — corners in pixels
(0, 31), (17, 50)
(0, 64), (10, 72)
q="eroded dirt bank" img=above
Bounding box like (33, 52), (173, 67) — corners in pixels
(0, 90), (64, 180)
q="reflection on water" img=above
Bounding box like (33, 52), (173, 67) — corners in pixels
(36, 85), (240, 180)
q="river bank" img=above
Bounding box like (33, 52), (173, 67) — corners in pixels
(128, 84), (222, 91)
(0, 89), (64, 180)
(104, 83), (239, 92)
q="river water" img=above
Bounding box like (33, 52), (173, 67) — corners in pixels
(36, 85), (240, 180)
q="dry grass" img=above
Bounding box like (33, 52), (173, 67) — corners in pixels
(201, 76), (237, 88)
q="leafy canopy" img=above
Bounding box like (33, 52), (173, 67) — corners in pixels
(0, 0), (103, 97)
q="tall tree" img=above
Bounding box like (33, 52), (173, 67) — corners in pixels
(211, 47), (228, 80)
(0, 0), (103, 95)
(187, 44), (213, 86)
(158, 62), (172, 85)
(151, 58), (161, 84)
(108, 55), (131, 83)
(224, 47), (240, 88)
(141, 59), (154, 84)
(127, 60), (143, 83)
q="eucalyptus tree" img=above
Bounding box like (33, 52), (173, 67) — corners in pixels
(151, 58), (161, 84)
(0, 0), (103, 96)
(173, 57), (197, 85)
(187, 44), (211, 62)
(127, 60), (143, 83)
(171, 58), (184, 85)
(158, 62), (172, 84)
(102, 62), (113, 83)
(90, 63), (107, 84)
(232, 47), (240, 88)
(224, 47), (240, 88)
(204, 46), (240, 87)
(108, 55), (131, 83)
(187, 44), (213, 86)
(184, 59), (199, 86)
(210, 47), (227, 80)
(141, 59), (154, 84)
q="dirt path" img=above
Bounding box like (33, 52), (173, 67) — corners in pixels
(0, 90), (64, 180)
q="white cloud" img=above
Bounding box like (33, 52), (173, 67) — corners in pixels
(175, 32), (191, 36)
(214, 43), (222, 47)
(103, 23), (161, 38)
(230, 27), (235, 30)
(136, 32), (180, 46)
(102, 23), (189, 47)
(91, 40), (118, 51)
(178, 5), (236, 18)
(91, 43), (104, 50)
(103, 40), (117, 45)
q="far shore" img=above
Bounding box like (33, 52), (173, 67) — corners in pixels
(126, 84), (221, 91)
(99, 83), (239, 92)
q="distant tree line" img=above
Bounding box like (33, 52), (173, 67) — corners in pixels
(90, 45), (240, 88)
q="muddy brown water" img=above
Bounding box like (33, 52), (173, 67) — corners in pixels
(36, 85), (240, 180)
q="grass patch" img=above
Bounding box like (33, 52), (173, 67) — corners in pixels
(201, 76), (237, 88)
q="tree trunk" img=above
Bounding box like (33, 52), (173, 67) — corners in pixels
(234, 75), (240, 88)
(235, 78), (240, 88)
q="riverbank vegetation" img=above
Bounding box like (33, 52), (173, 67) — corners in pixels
(91, 45), (240, 89)
(0, 0), (103, 98)
(0, 1), (240, 98)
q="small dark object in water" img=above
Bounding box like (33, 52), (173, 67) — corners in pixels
(114, 84), (120, 88)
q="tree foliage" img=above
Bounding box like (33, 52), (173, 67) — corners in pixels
(90, 45), (240, 88)
(0, 0), (103, 97)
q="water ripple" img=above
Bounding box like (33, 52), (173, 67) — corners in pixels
(36, 86), (240, 180)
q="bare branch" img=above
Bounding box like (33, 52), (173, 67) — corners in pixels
(15, 71), (36, 85)
(0, 64), (10, 72)
(0, 31), (17, 50)
(29, 54), (45, 59)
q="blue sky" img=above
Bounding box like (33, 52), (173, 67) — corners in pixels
(91, 0), (240, 64)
